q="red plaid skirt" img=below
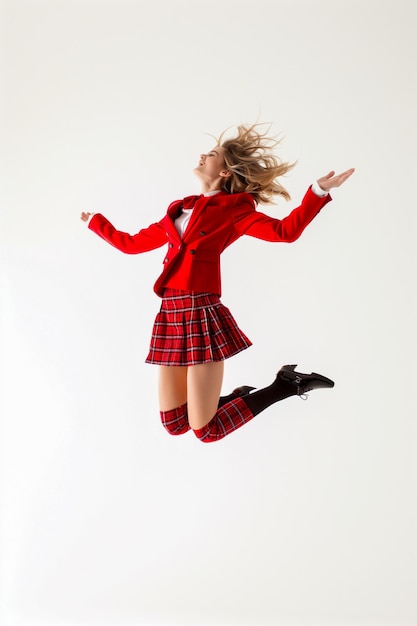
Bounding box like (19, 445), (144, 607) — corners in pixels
(146, 290), (252, 365)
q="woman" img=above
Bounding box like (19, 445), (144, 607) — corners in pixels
(81, 124), (354, 442)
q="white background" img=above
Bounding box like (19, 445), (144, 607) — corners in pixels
(1, 1), (416, 625)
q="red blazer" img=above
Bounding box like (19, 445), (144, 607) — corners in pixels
(88, 187), (331, 297)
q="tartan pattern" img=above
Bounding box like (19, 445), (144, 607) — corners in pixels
(146, 290), (252, 366)
(160, 403), (190, 435)
(193, 397), (255, 443)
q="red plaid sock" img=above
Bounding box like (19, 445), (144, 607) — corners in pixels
(160, 403), (190, 435)
(193, 397), (255, 443)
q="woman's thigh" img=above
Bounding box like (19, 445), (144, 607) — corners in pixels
(187, 361), (224, 430)
(158, 365), (188, 411)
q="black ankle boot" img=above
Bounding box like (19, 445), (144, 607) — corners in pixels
(241, 365), (334, 417)
(278, 364), (335, 396)
(218, 385), (256, 408)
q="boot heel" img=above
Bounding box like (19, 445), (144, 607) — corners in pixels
(278, 364), (298, 380)
(232, 385), (256, 397)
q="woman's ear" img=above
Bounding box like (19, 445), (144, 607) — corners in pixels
(220, 169), (232, 179)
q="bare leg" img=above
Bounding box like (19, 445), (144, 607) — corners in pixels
(158, 365), (188, 411)
(187, 361), (224, 430)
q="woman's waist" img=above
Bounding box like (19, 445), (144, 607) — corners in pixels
(160, 289), (221, 311)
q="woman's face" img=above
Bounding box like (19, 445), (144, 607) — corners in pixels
(194, 146), (230, 185)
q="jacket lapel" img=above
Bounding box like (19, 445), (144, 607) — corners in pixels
(182, 192), (228, 241)
(165, 200), (184, 244)
(165, 192), (228, 242)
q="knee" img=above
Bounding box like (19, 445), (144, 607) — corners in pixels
(193, 426), (210, 442)
(192, 418), (219, 443)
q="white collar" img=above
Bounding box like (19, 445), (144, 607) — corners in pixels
(203, 189), (222, 197)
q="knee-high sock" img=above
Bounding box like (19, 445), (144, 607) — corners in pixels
(193, 397), (255, 443)
(193, 377), (296, 443)
(160, 403), (190, 435)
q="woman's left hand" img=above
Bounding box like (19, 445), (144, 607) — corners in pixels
(317, 168), (355, 192)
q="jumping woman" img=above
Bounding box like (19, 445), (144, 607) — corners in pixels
(81, 124), (354, 443)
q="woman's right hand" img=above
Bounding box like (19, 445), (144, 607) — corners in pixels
(80, 212), (92, 222)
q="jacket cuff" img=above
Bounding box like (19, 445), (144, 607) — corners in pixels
(311, 181), (329, 197)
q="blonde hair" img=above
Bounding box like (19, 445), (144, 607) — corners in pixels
(215, 123), (295, 204)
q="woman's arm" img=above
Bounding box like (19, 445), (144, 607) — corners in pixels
(233, 168), (354, 243)
(232, 187), (330, 242)
(82, 212), (168, 254)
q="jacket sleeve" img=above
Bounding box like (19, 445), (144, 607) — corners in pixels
(232, 187), (332, 243)
(88, 213), (168, 254)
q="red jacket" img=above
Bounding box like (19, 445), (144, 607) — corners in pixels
(88, 187), (331, 297)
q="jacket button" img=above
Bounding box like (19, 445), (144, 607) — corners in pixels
(199, 231), (206, 236)
(164, 257), (169, 263)
(190, 249), (196, 255)
(169, 243), (173, 248)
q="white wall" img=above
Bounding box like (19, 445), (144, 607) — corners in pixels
(1, 1), (416, 625)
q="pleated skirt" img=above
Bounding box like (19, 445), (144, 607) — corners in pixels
(146, 289), (252, 366)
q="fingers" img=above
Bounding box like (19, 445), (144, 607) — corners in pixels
(80, 212), (92, 222)
(333, 168), (355, 186)
(337, 168), (355, 179)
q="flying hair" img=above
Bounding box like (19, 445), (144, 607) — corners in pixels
(212, 123), (296, 204)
